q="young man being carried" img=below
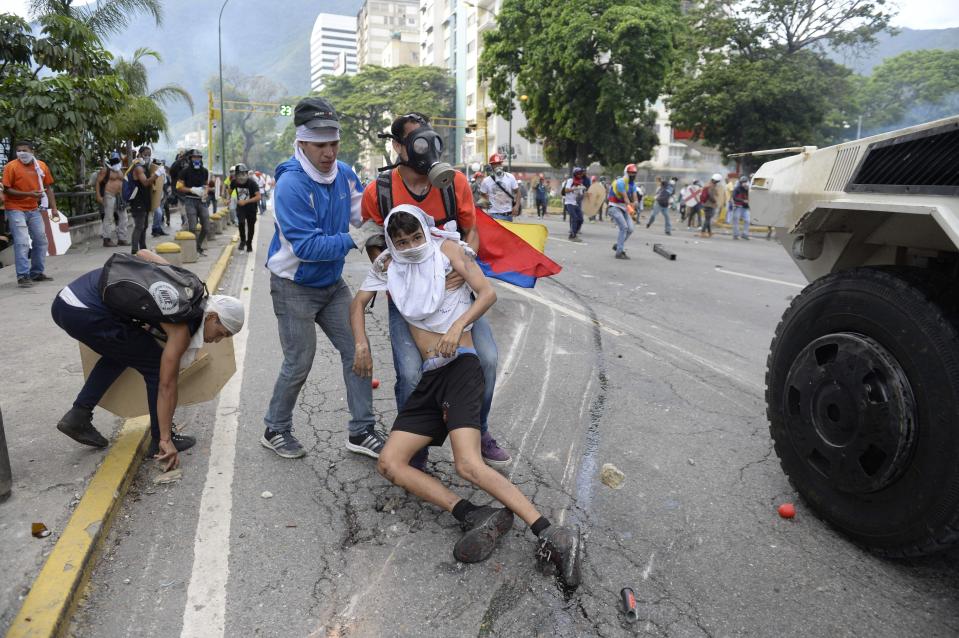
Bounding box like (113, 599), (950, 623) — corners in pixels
(350, 205), (582, 588)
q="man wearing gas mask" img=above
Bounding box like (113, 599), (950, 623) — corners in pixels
(261, 97), (384, 461)
(361, 113), (513, 471)
(479, 153), (520, 221)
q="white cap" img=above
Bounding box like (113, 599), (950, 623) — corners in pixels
(711, 173), (723, 182)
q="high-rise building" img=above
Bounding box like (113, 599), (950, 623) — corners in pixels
(357, 0), (419, 69)
(310, 13), (358, 92)
(419, 0), (547, 171)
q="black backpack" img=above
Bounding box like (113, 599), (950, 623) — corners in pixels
(99, 253), (208, 328)
(375, 171), (461, 236)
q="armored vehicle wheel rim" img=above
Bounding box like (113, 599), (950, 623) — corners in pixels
(783, 332), (917, 495)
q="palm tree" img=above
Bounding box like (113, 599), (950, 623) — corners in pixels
(112, 48), (194, 148)
(29, 0), (162, 37)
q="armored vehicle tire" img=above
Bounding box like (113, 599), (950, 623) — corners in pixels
(766, 267), (959, 557)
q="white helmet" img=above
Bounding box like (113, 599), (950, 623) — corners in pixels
(711, 173), (722, 182)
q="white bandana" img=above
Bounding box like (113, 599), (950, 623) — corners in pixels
(372, 205), (466, 322)
(294, 125), (340, 184)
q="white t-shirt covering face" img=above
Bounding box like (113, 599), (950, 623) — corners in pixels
(480, 171), (519, 214)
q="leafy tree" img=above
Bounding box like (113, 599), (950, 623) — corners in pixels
(667, 0), (894, 167)
(479, 0), (683, 169)
(321, 65), (454, 169)
(208, 67), (288, 171)
(0, 13), (126, 186)
(859, 49), (959, 132)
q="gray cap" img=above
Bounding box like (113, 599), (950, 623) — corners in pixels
(294, 97), (340, 130)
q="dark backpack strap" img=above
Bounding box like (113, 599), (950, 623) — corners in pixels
(376, 171), (393, 221)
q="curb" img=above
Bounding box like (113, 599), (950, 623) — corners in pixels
(5, 238), (239, 638)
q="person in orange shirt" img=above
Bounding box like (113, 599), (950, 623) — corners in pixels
(1, 140), (59, 288)
(360, 113), (513, 472)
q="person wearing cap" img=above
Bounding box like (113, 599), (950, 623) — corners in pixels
(2, 140), (58, 287)
(262, 96), (384, 461)
(471, 170), (485, 207)
(228, 163), (260, 251)
(175, 149), (212, 255)
(479, 153), (520, 221)
(608, 165), (640, 259)
(50, 249), (245, 471)
(95, 151), (130, 248)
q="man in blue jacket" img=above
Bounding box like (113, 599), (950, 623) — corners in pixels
(262, 97), (384, 459)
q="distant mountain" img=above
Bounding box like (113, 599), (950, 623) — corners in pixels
(828, 26), (959, 75)
(102, 0), (363, 129)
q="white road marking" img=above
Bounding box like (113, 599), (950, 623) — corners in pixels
(495, 303), (533, 390)
(508, 310), (556, 479)
(715, 267), (805, 289)
(180, 243), (257, 638)
(498, 283), (624, 337)
(550, 237), (590, 246)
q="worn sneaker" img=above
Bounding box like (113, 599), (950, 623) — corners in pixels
(536, 525), (583, 589)
(30, 273), (54, 282)
(261, 427), (306, 459)
(17, 277), (32, 288)
(56, 407), (108, 448)
(116, 240), (131, 246)
(147, 431), (196, 457)
(481, 432), (512, 468)
(346, 428), (386, 459)
(103, 238), (117, 247)
(615, 252), (630, 260)
(453, 506), (514, 563)
(569, 236), (583, 243)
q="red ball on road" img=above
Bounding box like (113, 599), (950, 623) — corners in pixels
(371, 378), (380, 389)
(778, 503), (796, 519)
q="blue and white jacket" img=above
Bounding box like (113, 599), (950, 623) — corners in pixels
(266, 158), (362, 288)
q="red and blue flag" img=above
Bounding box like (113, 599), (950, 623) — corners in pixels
(473, 209), (562, 288)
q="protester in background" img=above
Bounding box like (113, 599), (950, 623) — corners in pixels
(255, 170), (268, 214)
(151, 159), (168, 237)
(646, 176), (674, 235)
(51, 248), (245, 470)
(700, 173), (722, 238)
(479, 153), (520, 221)
(96, 151), (130, 248)
(127, 146), (160, 254)
(471, 171), (485, 207)
(226, 165), (238, 226)
(731, 175), (751, 240)
(229, 163), (260, 252)
(608, 164), (639, 259)
(262, 96), (383, 460)
(561, 167), (588, 241)
(176, 149), (211, 255)
(534, 174), (547, 218)
(683, 180), (703, 230)
(168, 149), (188, 228)
(1, 140), (58, 288)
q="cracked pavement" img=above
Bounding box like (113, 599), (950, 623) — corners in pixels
(68, 215), (959, 637)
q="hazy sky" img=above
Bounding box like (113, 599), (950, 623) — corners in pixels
(2, 0), (958, 30)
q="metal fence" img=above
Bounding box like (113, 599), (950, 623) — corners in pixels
(52, 190), (101, 224)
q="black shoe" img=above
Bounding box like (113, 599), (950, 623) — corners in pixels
(246, 242), (253, 252)
(261, 427), (306, 458)
(56, 407), (108, 448)
(30, 273), (53, 282)
(346, 428), (386, 459)
(147, 431), (196, 457)
(17, 277), (32, 288)
(453, 506), (514, 563)
(536, 525), (583, 589)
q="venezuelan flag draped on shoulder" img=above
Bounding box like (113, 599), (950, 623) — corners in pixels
(473, 208), (561, 288)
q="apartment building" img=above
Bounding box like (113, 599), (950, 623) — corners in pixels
(357, 0), (420, 68)
(310, 13), (358, 92)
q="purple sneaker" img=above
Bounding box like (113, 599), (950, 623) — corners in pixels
(481, 432), (512, 468)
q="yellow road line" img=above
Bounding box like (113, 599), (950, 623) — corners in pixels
(5, 239), (238, 638)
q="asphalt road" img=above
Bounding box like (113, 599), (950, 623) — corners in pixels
(69, 211), (959, 638)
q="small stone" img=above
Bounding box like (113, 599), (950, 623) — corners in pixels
(153, 468), (183, 485)
(123, 578), (131, 585)
(261, 491), (273, 499)
(687, 458), (695, 466)
(600, 463), (626, 489)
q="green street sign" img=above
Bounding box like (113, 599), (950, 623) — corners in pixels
(279, 104), (292, 116)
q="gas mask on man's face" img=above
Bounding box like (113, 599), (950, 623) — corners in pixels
(191, 157), (202, 169)
(236, 173), (249, 185)
(494, 166), (504, 177)
(378, 125), (455, 189)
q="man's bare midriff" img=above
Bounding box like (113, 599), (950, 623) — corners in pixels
(410, 323), (475, 361)
(103, 170), (122, 195)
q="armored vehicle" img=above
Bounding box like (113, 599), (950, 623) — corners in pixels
(750, 117), (959, 556)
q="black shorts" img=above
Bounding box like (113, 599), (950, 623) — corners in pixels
(392, 354), (484, 447)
